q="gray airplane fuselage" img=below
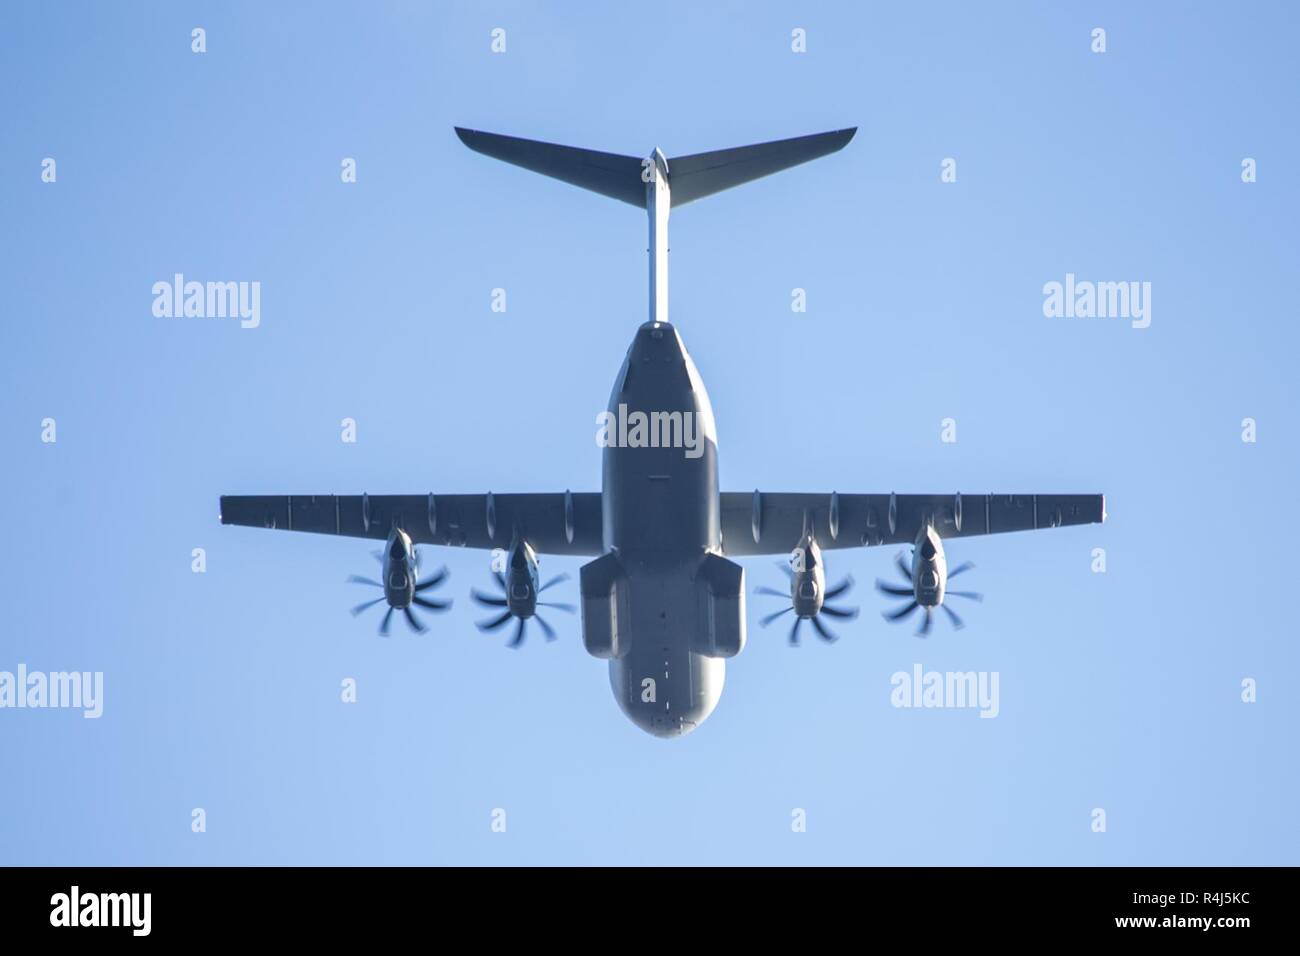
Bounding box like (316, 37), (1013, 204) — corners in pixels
(596, 320), (731, 737)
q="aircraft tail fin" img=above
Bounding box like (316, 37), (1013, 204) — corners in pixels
(454, 127), (856, 209)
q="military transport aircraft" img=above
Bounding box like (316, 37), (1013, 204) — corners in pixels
(220, 127), (1105, 737)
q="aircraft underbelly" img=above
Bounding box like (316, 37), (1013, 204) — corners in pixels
(607, 573), (725, 737)
(593, 322), (730, 736)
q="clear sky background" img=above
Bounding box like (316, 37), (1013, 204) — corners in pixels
(1, 1), (1296, 865)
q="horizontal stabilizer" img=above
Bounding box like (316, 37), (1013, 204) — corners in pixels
(667, 128), (856, 207)
(454, 126), (857, 208)
(455, 127), (645, 206)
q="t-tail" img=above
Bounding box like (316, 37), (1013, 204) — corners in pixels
(454, 126), (856, 325)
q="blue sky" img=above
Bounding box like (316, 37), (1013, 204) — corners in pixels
(1, 0), (1296, 865)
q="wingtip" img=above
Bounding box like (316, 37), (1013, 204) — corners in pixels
(829, 127), (857, 149)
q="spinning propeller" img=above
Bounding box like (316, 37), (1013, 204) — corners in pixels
(876, 551), (982, 637)
(755, 561), (860, 646)
(472, 571), (575, 649)
(348, 552), (453, 637)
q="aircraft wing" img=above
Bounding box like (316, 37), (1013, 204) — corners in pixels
(219, 492), (603, 556)
(719, 492), (1105, 556)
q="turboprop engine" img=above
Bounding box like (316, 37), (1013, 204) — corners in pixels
(754, 530), (859, 645)
(348, 527), (452, 636)
(472, 535), (575, 648)
(876, 524), (983, 636)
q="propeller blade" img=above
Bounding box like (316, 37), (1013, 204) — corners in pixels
(492, 570), (507, 592)
(948, 590), (984, 602)
(379, 606), (395, 637)
(538, 573), (570, 593)
(508, 617), (527, 649)
(347, 575), (383, 588)
(788, 617), (804, 647)
(412, 595), (451, 612)
(538, 601), (575, 613)
(415, 567), (449, 592)
(940, 604), (965, 630)
(895, 552), (913, 583)
(884, 600), (918, 622)
(471, 588), (509, 608)
(760, 606), (795, 628)
(810, 615), (838, 643)
(536, 614), (557, 642)
(824, 575), (855, 601)
(820, 603), (858, 620)
(350, 596), (387, 617)
(404, 607), (427, 633)
(775, 560), (794, 580)
(947, 561), (975, 579)
(917, 607), (933, 637)
(477, 610), (513, 633)
(875, 579), (914, 598)
(754, 585), (790, 599)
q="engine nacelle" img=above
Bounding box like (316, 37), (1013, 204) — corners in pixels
(880, 524), (975, 635)
(382, 527), (417, 609)
(503, 535), (541, 618)
(789, 532), (827, 618)
(911, 524), (948, 607)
